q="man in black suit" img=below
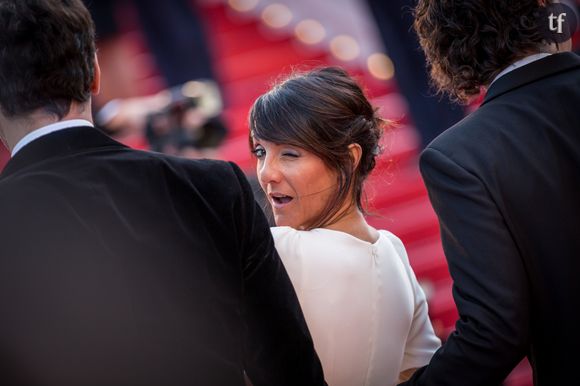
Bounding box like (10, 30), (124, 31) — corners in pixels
(400, 1), (580, 385)
(0, 1), (325, 385)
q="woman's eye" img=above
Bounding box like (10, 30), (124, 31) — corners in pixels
(252, 148), (266, 158)
(282, 152), (299, 158)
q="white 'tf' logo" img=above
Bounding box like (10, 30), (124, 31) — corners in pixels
(549, 12), (567, 34)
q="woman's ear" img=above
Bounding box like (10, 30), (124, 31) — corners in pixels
(348, 143), (363, 171)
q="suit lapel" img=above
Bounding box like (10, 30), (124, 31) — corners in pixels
(483, 52), (580, 105)
(0, 126), (128, 180)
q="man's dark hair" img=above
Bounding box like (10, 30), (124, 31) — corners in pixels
(0, 0), (96, 119)
(414, 0), (554, 103)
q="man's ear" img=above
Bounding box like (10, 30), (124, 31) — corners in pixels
(348, 143), (363, 171)
(91, 53), (101, 95)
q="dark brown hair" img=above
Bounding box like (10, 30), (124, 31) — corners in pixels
(249, 67), (385, 230)
(0, 0), (96, 118)
(414, 0), (554, 102)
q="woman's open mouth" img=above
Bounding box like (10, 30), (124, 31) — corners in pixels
(270, 193), (294, 209)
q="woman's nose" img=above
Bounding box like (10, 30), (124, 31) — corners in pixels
(258, 156), (282, 185)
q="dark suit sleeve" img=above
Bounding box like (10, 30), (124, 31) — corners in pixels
(400, 148), (530, 386)
(227, 163), (326, 386)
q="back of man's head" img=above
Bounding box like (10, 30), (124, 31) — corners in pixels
(0, 0), (96, 119)
(414, 0), (558, 103)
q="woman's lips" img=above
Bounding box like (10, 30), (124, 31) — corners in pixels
(270, 193), (294, 209)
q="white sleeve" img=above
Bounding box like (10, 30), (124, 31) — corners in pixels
(387, 232), (441, 370)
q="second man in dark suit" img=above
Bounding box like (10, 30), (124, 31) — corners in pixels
(400, 1), (580, 385)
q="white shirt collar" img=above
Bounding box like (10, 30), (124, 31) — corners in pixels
(490, 53), (553, 87)
(11, 119), (94, 157)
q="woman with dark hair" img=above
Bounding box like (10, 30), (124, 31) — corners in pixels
(249, 67), (440, 386)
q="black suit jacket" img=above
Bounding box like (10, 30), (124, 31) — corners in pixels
(401, 52), (580, 386)
(0, 127), (325, 386)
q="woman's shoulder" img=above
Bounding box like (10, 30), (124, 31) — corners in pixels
(270, 225), (299, 239)
(271, 226), (407, 258)
(271, 226), (344, 240)
(377, 229), (404, 249)
(272, 226), (406, 250)
(270, 226), (303, 248)
(270, 226), (336, 250)
(376, 229), (412, 266)
(270, 226), (304, 260)
(271, 226), (375, 256)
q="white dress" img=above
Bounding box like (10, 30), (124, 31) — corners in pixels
(271, 227), (441, 386)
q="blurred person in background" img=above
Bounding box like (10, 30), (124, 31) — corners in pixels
(399, 1), (580, 385)
(365, 0), (465, 148)
(0, 1), (326, 384)
(250, 67), (441, 386)
(83, 0), (227, 158)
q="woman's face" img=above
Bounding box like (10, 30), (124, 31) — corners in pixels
(253, 138), (337, 229)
